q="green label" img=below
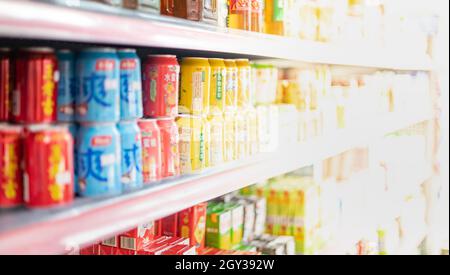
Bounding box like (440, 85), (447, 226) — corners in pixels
(150, 79), (157, 102)
(216, 73), (223, 100)
(202, 71), (206, 82)
(199, 132), (205, 161)
(273, 0), (284, 22)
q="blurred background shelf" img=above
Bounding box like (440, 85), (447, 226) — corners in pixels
(0, 111), (433, 254)
(0, 0), (433, 71)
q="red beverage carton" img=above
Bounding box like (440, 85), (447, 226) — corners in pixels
(161, 213), (178, 236)
(178, 202), (207, 249)
(120, 221), (155, 251)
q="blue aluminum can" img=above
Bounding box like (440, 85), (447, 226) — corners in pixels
(117, 120), (143, 191)
(57, 50), (76, 122)
(118, 49), (143, 120)
(76, 48), (120, 123)
(76, 123), (121, 197)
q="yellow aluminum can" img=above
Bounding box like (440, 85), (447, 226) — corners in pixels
(223, 111), (237, 162)
(208, 58), (227, 114)
(246, 106), (259, 156)
(202, 114), (211, 168)
(176, 114), (205, 174)
(223, 59), (238, 112)
(208, 111), (224, 167)
(235, 109), (249, 160)
(180, 57), (211, 115)
(235, 59), (251, 108)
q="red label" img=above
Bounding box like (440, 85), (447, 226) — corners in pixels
(120, 59), (136, 70)
(251, 0), (261, 11)
(91, 136), (112, 146)
(96, 59), (115, 71)
(230, 0), (250, 11)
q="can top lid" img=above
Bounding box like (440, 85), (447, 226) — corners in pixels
(26, 124), (68, 132)
(118, 48), (137, 53)
(182, 57), (208, 61)
(21, 47), (54, 53)
(147, 54), (177, 58)
(156, 116), (175, 121)
(58, 49), (73, 54)
(176, 114), (202, 119)
(79, 122), (117, 126)
(235, 58), (249, 62)
(0, 47), (11, 52)
(118, 120), (138, 125)
(138, 118), (158, 122)
(82, 47), (116, 53)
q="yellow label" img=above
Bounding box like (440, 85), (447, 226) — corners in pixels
(176, 115), (204, 174)
(223, 112), (237, 162)
(180, 59), (211, 115)
(208, 113), (225, 166)
(209, 59), (227, 114)
(224, 60), (238, 112)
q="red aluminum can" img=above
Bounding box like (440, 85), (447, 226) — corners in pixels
(13, 47), (58, 124)
(143, 55), (180, 118)
(0, 48), (12, 122)
(156, 117), (180, 178)
(0, 124), (23, 208)
(24, 125), (74, 208)
(137, 118), (162, 183)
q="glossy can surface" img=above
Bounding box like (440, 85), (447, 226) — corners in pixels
(0, 124), (23, 208)
(208, 112), (224, 166)
(76, 48), (120, 123)
(118, 49), (143, 120)
(0, 48), (12, 122)
(24, 125), (74, 208)
(235, 59), (251, 108)
(56, 50), (76, 122)
(76, 123), (121, 196)
(179, 58), (211, 115)
(223, 111), (237, 162)
(208, 58), (226, 114)
(142, 55), (179, 118)
(138, 118), (161, 183)
(156, 118), (179, 178)
(224, 60), (238, 112)
(13, 47), (58, 124)
(117, 120), (143, 191)
(176, 114), (204, 175)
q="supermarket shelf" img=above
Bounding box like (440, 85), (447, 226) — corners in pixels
(0, 112), (433, 254)
(0, 0), (433, 71)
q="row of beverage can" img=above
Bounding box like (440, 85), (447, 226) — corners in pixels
(0, 106), (261, 208)
(0, 47), (263, 124)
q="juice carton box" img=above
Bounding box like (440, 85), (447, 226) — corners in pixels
(178, 202), (208, 249)
(233, 198), (255, 242)
(292, 182), (320, 255)
(224, 202), (244, 246)
(206, 204), (232, 249)
(119, 221), (155, 251)
(161, 213), (178, 236)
